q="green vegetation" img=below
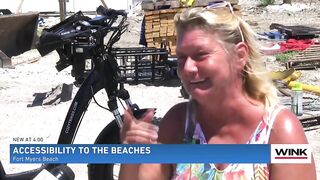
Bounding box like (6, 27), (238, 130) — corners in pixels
(259, 0), (275, 6)
(275, 51), (299, 62)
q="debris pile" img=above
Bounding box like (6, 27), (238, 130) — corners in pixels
(259, 21), (320, 130)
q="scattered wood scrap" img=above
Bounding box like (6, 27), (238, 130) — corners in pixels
(300, 115), (320, 131)
(0, 50), (12, 68)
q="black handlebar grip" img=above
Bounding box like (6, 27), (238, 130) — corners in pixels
(96, 5), (127, 17)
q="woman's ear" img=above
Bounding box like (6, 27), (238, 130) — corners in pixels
(234, 42), (249, 70)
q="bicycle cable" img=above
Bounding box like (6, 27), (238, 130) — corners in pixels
(90, 86), (110, 111)
(118, 97), (126, 110)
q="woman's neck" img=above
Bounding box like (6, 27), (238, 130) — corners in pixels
(193, 90), (265, 140)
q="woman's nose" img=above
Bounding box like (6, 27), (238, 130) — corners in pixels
(183, 57), (198, 73)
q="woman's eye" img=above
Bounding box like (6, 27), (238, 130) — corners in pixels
(193, 53), (208, 60)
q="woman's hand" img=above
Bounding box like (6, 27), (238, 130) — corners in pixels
(120, 109), (159, 144)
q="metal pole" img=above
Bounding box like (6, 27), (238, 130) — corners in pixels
(59, 0), (67, 21)
(100, 0), (108, 8)
(16, 0), (25, 14)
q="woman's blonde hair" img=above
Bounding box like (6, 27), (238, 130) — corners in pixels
(174, 7), (278, 107)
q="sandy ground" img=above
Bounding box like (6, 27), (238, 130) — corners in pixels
(1, 1), (320, 179)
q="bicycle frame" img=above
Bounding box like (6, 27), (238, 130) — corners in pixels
(0, 161), (44, 180)
(57, 54), (122, 144)
(46, 6), (135, 174)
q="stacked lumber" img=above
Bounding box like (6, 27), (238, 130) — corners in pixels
(143, 0), (242, 56)
(144, 8), (182, 55)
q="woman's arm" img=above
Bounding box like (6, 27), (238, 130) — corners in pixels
(269, 108), (317, 180)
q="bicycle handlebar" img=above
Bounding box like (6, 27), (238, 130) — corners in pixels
(96, 5), (127, 17)
(36, 5), (128, 86)
(37, 6), (127, 57)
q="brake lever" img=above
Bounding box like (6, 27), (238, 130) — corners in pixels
(132, 108), (161, 126)
(132, 108), (149, 119)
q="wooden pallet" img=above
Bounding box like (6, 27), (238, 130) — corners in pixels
(285, 44), (320, 70)
(144, 8), (181, 55)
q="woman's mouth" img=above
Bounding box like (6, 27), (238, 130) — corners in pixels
(187, 78), (211, 93)
(190, 78), (206, 84)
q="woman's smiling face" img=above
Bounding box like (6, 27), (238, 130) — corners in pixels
(176, 29), (238, 99)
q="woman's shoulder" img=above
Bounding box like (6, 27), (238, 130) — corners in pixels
(161, 101), (190, 121)
(268, 107), (316, 180)
(168, 101), (189, 113)
(269, 107), (308, 144)
(158, 101), (189, 144)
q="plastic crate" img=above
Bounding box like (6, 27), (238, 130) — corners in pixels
(112, 47), (168, 84)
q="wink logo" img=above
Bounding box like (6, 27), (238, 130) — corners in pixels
(271, 144), (312, 164)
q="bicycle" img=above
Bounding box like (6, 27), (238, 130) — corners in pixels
(0, 5), (161, 180)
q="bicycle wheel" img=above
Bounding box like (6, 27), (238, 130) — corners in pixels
(87, 120), (120, 180)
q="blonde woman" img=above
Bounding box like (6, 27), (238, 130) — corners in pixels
(119, 2), (316, 179)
